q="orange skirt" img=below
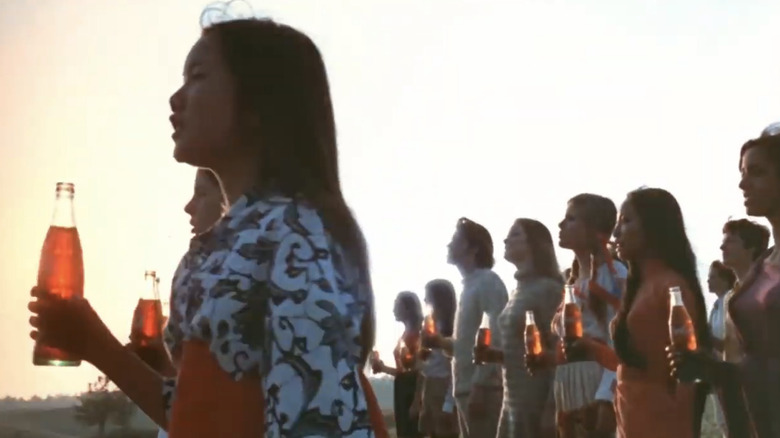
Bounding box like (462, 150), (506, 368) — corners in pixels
(169, 341), (387, 438)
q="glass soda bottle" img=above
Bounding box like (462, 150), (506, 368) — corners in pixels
(563, 285), (583, 340)
(669, 286), (697, 351)
(130, 270), (164, 358)
(562, 284), (584, 362)
(473, 313), (492, 365)
(524, 310), (543, 357)
(33, 182), (84, 367)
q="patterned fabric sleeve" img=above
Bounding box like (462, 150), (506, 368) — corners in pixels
(261, 203), (369, 437)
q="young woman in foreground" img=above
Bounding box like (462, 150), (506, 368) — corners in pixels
(29, 8), (380, 438)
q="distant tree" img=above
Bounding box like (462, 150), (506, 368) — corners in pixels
(74, 376), (137, 438)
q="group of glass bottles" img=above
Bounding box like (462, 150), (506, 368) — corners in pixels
(32, 182), (168, 367)
(32, 182), (698, 371)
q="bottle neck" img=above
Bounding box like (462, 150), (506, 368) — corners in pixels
(51, 193), (76, 228)
(564, 286), (576, 304)
(670, 290), (684, 307)
(141, 272), (160, 300)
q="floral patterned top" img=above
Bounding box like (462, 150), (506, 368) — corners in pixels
(162, 191), (373, 438)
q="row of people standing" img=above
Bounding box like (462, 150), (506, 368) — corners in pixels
(374, 186), (724, 438)
(25, 6), (780, 436)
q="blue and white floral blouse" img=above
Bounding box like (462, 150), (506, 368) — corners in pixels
(162, 191), (373, 437)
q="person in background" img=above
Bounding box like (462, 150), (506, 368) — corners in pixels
(426, 218), (508, 438)
(540, 193), (626, 438)
(29, 9), (380, 438)
(478, 218), (563, 438)
(141, 167), (227, 438)
(707, 261), (736, 357)
(183, 168), (228, 236)
(706, 260), (736, 437)
(719, 219), (770, 366)
(670, 127), (780, 437)
(372, 291), (425, 438)
(610, 187), (711, 438)
(417, 280), (459, 438)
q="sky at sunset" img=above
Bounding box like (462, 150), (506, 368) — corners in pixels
(2, 0), (780, 397)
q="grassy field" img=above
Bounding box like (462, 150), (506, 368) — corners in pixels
(0, 398), (723, 438)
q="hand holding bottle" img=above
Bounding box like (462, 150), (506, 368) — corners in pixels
(28, 287), (114, 363)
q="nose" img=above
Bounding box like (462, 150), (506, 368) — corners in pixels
(612, 227), (620, 240)
(169, 84), (185, 112)
(738, 175), (748, 192)
(184, 198), (196, 216)
(558, 220), (564, 230)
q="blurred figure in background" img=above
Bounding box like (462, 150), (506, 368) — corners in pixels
(417, 280), (459, 438)
(426, 218), (508, 438)
(719, 219), (770, 366)
(706, 260), (736, 437)
(372, 291), (425, 438)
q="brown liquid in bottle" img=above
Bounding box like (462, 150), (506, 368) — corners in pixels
(474, 327), (492, 365)
(563, 285), (583, 340)
(524, 311), (543, 356)
(130, 271), (164, 348)
(669, 287), (697, 351)
(34, 183), (84, 367)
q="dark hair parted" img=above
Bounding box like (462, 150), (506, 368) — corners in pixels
(722, 219), (770, 262)
(514, 218), (563, 281)
(709, 260), (737, 290)
(456, 217), (495, 269)
(612, 188), (712, 368)
(425, 279), (457, 337)
(566, 193), (618, 323)
(202, 18), (375, 364)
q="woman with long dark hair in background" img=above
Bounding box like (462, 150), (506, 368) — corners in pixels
(372, 291), (425, 438)
(416, 280), (459, 438)
(610, 187), (711, 438)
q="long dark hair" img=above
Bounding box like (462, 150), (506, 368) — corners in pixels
(565, 193), (618, 323)
(202, 17), (374, 364)
(611, 188), (712, 436)
(425, 279), (457, 337)
(515, 218), (563, 281)
(612, 187), (711, 365)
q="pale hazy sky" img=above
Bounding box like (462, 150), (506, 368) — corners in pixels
(1, 0), (779, 397)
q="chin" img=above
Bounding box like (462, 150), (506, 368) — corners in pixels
(173, 142), (215, 167)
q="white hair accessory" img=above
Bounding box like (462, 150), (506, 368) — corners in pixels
(760, 121), (780, 138)
(200, 0), (260, 28)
